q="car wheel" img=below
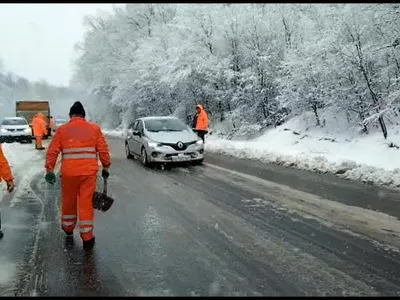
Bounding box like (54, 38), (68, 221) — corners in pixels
(125, 142), (133, 159)
(27, 138), (33, 144)
(192, 159), (204, 166)
(141, 147), (150, 167)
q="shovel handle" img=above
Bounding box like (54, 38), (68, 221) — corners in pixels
(103, 177), (108, 195)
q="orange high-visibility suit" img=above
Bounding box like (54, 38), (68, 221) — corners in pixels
(194, 104), (208, 143)
(0, 144), (13, 184)
(45, 117), (110, 242)
(195, 104), (208, 131)
(0, 143), (14, 238)
(32, 113), (47, 149)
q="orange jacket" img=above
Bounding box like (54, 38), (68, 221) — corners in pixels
(45, 117), (111, 177)
(195, 104), (208, 131)
(0, 144), (13, 182)
(32, 113), (47, 137)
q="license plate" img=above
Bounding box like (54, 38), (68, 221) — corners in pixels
(173, 154), (189, 161)
(6, 132), (20, 136)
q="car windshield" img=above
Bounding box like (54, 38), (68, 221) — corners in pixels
(2, 118), (27, 126)
(144, 118), (187, 132)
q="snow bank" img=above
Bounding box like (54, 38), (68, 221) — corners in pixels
(101, 113), (400, 188)
(103, 129), (127, 139)
(206, 115), (400, 188)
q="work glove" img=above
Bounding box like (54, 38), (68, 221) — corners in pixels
(45, 172), (56, 185)
(6, 180), (15, 193)
(102, 168), (110, 179)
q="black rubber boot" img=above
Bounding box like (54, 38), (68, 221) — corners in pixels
(62, 227), (73, 236)
(83, 237), (95, 250)
(64, 235), (74, 249)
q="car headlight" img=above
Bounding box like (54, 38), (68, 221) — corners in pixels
(148, 142), (162, 148)
(24, 128), (32, 134)
(0, 128), (8, 134)
(196, 139), (203, 145)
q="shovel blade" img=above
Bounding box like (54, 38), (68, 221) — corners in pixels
(92, 191), (114, 212)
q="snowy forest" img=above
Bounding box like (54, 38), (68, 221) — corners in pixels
(73, 4), (400, 139)
(0, 58), (82, 120)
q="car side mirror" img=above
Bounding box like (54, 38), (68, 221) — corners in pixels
(132, 130), (141, 137)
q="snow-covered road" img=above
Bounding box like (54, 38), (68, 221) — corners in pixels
(3, 136), (400, 295)
(104, 124), (400, 189)
(0, 141), (48, 296)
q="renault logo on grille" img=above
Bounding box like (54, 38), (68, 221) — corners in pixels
(177, 142), (184, 149)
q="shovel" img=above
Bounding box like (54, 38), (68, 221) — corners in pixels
(92, 177), (114, 212)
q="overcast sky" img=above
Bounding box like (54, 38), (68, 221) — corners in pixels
(0, 4), (118, 87)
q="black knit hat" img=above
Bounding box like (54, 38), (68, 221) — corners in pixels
(69, 101), (86, 117)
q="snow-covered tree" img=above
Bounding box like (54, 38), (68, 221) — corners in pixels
(72, 3), (400, 138)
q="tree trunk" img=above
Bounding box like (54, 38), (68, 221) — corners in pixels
(378, 115), (388, 139)
(353, 30), (388, 139)
(312, 103), (320, 126)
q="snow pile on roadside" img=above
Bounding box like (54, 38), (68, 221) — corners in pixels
(101, 113), (400, 188)
(0, 142), (43, 202)
(206, 115), (400, 188)
(103, 129), (127, 139)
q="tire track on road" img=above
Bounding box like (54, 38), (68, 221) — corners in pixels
(151, 164), (400, 295)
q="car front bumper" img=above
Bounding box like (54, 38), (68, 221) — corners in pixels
(0, 134), (32, 142)
(147, 143), (204, 163)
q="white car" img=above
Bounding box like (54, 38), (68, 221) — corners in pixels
(125, 116), (204, 166)
(0, 117), (33, 143)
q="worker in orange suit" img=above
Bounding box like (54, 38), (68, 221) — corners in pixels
(44, 101), (111, 250)
(192, 104), (208, 143)
(32, 113), (47, 150)
(0, 143), (15, 239)
(48, 116), (54, 137)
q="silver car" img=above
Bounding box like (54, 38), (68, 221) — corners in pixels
(125, 116), (204, 166)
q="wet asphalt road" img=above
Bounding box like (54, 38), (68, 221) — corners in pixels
(2, 137), (400, 296)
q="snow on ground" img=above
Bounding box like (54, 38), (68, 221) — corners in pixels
(0, 142), (44, 202)
(102, 112), (400, 188)
(0, 259), (17, 292)
(207, 113), (400, 188)
(0, 142), (45, 291)
(103, 129), (127, 139)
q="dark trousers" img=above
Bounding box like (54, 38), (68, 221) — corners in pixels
(196, 130), (207, 143)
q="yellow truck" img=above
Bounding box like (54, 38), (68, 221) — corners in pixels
(15, 100), (51, 138)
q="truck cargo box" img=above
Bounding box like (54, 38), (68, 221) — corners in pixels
(15, 100), (51, 138)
